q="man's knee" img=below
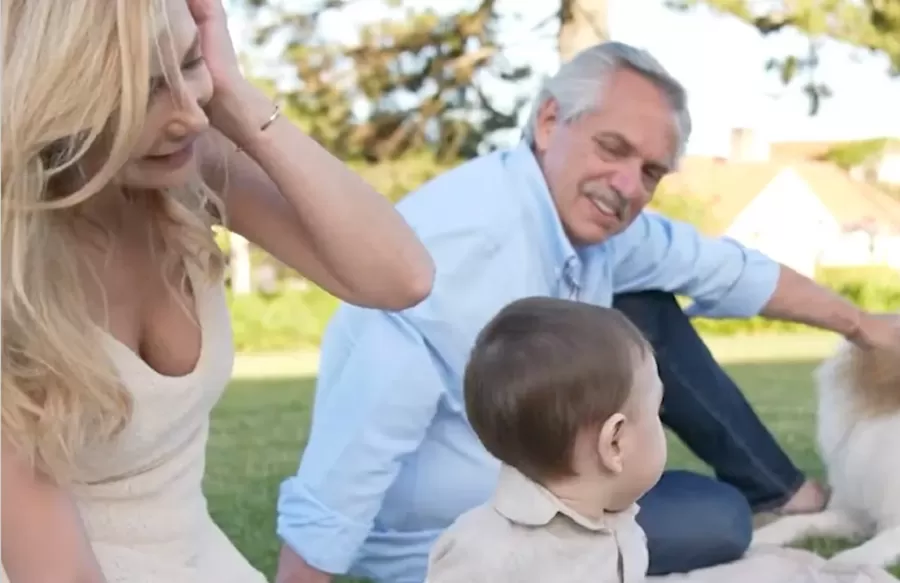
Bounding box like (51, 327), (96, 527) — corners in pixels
(638, 470), (752, 575)
(694, 485), (753, 565)
(612, 290), (681, 319)
(612, 291), (684, 345)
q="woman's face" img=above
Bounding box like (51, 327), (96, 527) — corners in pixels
(118, 0), (213, 191)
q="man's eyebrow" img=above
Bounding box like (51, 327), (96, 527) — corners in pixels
(595, 131), (631, 150)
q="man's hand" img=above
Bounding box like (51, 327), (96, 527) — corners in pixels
(274, 545), (333, 583)
(848, 313), (900, 352)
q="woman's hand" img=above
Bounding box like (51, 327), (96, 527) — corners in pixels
(189, 0), (434, 311)
(188, 0), (272, 146)
(186, 0), (241, 91)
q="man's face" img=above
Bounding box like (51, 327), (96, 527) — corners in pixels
(532, 68), (678, 246)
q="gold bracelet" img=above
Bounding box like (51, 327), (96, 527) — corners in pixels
(234, 103), (281, 154)
(260, 103), (281, 132)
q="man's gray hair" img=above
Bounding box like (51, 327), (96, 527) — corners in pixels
(521, 41), (692, 162)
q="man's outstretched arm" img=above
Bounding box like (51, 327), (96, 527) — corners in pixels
(608, 211), (895, 345)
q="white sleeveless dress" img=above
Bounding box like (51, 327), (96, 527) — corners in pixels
(6, 274), (268, 582)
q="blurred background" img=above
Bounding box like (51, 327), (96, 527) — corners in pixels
(216, 0), (900, 352)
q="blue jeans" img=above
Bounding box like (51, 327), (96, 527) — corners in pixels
(612, 291), (806, 575)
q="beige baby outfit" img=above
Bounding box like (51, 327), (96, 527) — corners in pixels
(425, 464), (649, 583)
(427, 465), (898, 583)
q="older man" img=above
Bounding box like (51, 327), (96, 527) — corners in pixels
(275, 42), (900, 583)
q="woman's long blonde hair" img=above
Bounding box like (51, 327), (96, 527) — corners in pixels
(2, 0), (225, 483)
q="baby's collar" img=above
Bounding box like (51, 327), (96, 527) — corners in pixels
(491, 465), (640, 533)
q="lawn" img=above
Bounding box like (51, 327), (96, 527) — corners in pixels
(204, 333), (900, 580)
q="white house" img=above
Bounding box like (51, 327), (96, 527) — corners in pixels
(660, 131), (900, 277)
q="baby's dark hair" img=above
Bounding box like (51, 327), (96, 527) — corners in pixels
(464, 296), (652, 482)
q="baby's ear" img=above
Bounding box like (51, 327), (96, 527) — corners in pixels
(596, 412), (627, 474)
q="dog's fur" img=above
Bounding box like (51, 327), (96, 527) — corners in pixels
(751, 339), (900, 568)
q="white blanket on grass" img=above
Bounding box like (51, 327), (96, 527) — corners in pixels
(651, 547), (897, 583)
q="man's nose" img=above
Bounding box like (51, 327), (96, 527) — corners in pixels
(608, 160), (644, 200)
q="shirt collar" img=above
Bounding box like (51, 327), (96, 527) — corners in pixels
(501, 141), (580, 279)
(491, 465), (640, 533)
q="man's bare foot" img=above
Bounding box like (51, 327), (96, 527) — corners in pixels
(778, 479), (829, 515)
(752, 480), (829, 528)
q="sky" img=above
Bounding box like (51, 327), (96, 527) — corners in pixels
(226, 0), (900, 157)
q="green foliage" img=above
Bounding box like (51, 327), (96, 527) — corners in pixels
(227, 267), (900, 352)
(213, 226), (230, 253)
(648, 186), (714, 234)
(349, 152), (462, 202)
(690, 266), (900, 336)
(229, 286), (339, 352)
(819, 138), (892, 170)
(668, 0), (900, 114)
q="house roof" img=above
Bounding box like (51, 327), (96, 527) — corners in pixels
(769, 141), (838, 163)
(658, 157), (779, 233)
(769, 137), (900, 165)
(794, 162), (900, 234)
(658, 156), (900, 235)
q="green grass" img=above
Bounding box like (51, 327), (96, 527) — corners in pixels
(204, 333), (900, 580)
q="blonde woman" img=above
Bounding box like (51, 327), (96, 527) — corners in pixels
(0, 0), (434, 581)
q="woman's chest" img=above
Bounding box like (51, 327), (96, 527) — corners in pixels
(98, 261), (205, 378)
(81, 266), (235, 482)
(80, 292), (234, 485)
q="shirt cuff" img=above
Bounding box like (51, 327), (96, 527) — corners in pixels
(683, 245), (781, 319)
(276, 477), (372, 575)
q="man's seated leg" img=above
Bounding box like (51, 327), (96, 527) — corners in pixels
(611, 290), (825, 514)
(637, 470), (752, 574)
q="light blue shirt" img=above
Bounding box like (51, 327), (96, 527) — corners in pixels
(276, 143), (780, 583)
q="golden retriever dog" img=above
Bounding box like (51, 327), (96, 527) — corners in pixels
(750, 338), (900, 568)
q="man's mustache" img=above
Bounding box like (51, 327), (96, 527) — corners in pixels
(581, 182), (626, 220)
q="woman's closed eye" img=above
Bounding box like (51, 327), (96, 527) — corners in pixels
(148, 58), (204, 96)
(182, 54), (205, 72)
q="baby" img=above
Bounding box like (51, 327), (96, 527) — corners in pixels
(425, 296), (666, 583)
(424, 296), (899, 583)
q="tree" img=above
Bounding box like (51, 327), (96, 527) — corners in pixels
(668, 0), (900, 114)
(243, 0), (532, 164)
(240, 0), (617, 161)
(558, 0), (610, 63)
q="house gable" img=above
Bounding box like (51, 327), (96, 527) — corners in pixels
(724, 169), (840, 276)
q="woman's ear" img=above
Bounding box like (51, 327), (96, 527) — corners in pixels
(596, 412), (627, 474)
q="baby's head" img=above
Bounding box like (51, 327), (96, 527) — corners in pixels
(465, 297), (666, 512)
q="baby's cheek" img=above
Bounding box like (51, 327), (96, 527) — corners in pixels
(653, 421), (668, 463)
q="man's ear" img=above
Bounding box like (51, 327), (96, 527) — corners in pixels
(533, 98), (560, 155)
(596, 412), (627, 474)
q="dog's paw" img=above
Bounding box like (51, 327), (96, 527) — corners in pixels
(750, 527), (794, 547)
(751, 517), (809, 548)
(828, 546), (889, 569)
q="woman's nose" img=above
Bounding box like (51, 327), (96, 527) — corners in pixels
(167, 97), (209, 140)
